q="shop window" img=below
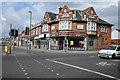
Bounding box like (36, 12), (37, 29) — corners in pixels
(70, 41), (74, 45)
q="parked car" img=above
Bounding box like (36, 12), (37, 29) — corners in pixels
(98, 45), (120, 58)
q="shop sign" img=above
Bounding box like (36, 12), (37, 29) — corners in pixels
(58, 31), (86, 37)
(87, 31), (96, 35)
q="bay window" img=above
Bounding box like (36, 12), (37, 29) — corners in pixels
(87, 22), (97, 31)
(59, 21), (72, 30)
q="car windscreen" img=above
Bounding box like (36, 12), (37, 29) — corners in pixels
(105, 46), (116, 50)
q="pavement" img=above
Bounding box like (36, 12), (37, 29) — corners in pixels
(17, 46), (99, 54)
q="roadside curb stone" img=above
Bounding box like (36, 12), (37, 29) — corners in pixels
(17, 46), (99, 54)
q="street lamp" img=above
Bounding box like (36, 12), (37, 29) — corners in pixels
(29, 11), (32, 49)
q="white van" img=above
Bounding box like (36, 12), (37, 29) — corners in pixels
(98, 45), (120, 58)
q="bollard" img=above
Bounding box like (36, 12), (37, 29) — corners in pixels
(4, 45), (8, 54)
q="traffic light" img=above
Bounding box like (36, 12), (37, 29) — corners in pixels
(15, 30), (18, 37)
(25, 27), (29, 35)
(10, 29), (14, 36)
(44, 34), (46, 39)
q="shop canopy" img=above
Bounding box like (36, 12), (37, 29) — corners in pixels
(34, 33), (50, 40)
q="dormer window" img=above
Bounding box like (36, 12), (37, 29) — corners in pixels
(89, 14), (94, 18)
(62, 13), (69, 17)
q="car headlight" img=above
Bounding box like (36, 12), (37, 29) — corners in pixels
(106, 51), (111, 54)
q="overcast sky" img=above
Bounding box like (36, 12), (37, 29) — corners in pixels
(1, 2), (119, 38)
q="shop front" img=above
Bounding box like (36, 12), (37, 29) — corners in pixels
(50, 31), (87, 51)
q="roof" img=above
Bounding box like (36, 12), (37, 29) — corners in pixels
(97, 18), (113, 26)
(71, 10), (82, 20)
(82, 7), (89, 15)
(43, 6), (113, 26)
(47, 12), (56, 20)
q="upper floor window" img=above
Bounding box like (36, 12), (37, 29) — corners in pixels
(87, 22), (97, 31)
(89, 14), (94, 18)
(51, 26), (55, 30)
(59, 21), (72, 30)
(36, 28), (39, 35)
(42, 24), (48, 32)
(62, 13), (69, 17)
(39, 27), (41, 34)
(77, 24), (84, 30)
(100, 25), (107, 33)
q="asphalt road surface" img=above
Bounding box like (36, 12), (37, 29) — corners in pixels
(2, 47), (120, 80)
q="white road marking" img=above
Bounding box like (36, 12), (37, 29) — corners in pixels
(23, 70), (26, 72)
(96, 62), (116, 66)
(20, 65), (22, 67)
(56, 73), (59, 76)
(27, 76), (30, 79)
(46, 59), (119, 80)
(89, 56), (94, 58)
(48, 68), (50, 70)
(13, 54), (30, 79)
(42, 64), (44, 65)
(37, 61), (39, 62)
(25, 73), (28, 75)
(51, 70), (54, 72)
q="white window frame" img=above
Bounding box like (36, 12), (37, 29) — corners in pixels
(62, 13), (69, 17)
(87, 22), (97, 31)
(36, 27), (39, 35)
(77, 24), (84, 29)
(59, 21), (72, 30)
(89, 14), (94, 18)
(42, 24), (48, 32)
(51, 26), (55, 30)
(100, 25), (107, 33)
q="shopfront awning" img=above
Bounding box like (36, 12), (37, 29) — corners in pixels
(34, 33), (50, 40)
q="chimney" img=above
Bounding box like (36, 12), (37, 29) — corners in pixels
(59, 7), (62, 13)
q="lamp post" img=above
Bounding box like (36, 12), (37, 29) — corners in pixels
(29, 11), (32, 49)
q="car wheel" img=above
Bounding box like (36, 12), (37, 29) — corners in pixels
(112, 54), (116, 59)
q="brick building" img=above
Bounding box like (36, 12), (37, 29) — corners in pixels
(30, 5), (113, 50)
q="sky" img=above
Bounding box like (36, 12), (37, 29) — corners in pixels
(0, 1), (119, 38)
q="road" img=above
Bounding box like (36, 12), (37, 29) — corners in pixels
(2, 47), (120, 80)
